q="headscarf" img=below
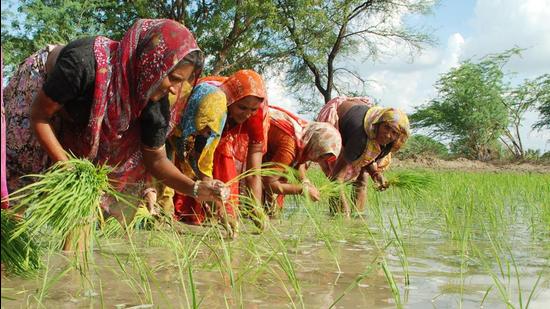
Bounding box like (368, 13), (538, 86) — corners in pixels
(218, 70), (267, 105)
(83, 19), (201, 161)
(200, 70), (269, 162)
(269, 106), (341, 165)
(353, 106), (410, 167)
(300, 122), (342, 163)
(316, 96), (375, 129)
(172, 83), (227, 178)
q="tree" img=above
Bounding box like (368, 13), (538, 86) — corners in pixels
(2, 0), (436, 111)
(501, 73), (550, 158)
(410, 51), (511, 161)
(270, 0), (435, 112)
(1, 0), (282, 76)
(1, 0), (110, 74)
(532, 78), (550, 131)
(100, 0), (282, 75)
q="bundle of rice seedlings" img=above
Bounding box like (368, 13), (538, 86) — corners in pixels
(129, 207), (156, 231)
(385, 171), (435, 194)
(1, 210), (42, 276)
(96, 217), (125, 239)
(8, 157), (125, 253)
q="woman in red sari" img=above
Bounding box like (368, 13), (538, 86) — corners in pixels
(4, 19), (226, 210)
(173, 69), (268, 233)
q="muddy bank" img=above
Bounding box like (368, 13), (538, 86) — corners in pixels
(393, 156), (550, 173)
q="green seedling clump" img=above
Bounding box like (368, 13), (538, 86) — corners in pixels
(1, 210), (43, 277)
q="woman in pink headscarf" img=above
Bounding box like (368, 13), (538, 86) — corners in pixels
(262, 106), (341, 216)
(4, 19), (226, 210)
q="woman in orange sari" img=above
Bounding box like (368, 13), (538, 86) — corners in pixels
(173, 69), (268, 232)
(262, 106), (341, 216)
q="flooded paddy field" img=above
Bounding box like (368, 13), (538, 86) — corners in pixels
(2, 168), (549, 308)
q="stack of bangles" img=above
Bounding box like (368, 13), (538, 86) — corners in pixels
(302, 179), (311, 194)
(193, 180), (201, 198)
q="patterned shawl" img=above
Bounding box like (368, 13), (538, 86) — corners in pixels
(173, 83), (227, 178)
(64, 19), (201, 188)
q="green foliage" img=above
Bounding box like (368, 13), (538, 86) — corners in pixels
(410, 50), (517, 160)
(386, 170), (435, 195)
(1, 0), (282, 77)
(531, 76), (550, 130)
(396, 134), (448, 159)
(1, 0), (435, 109)
(1, 210), (43, 277)
(8, 157), (128, 251)
(1, 0), (112, 74)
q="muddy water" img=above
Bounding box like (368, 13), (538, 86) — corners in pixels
(2, 217), (549, 308)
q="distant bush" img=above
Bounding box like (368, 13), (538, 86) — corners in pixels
(520, 149), (550, 164)
(397, 135), (449, 159)
(448, 138), (507, 161)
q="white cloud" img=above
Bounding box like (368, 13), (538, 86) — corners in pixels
(265, 73), (300, 114)
(466, 0), (550, 76)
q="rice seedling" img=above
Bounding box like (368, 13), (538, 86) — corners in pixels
(381, 259), (402, 308)
(1, 167), (548, 308)
(7, 156), (134, 272)
(0, 210), (42, 276)
(385, 170), (435, 194)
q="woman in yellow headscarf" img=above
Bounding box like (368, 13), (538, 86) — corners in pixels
(317, 97), (410, 216)
(160, 83), (227, 223)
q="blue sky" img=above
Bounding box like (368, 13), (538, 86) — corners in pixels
(269, 0), (550, 152)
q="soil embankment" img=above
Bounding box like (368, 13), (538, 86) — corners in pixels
(394, 156), (550, 173)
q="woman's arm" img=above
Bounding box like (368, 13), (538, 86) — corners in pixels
(263, 176), (303, 195)
(246, 143), (263, 203)
(366, 162), (388, 190)
(142, 145), (223, 201)
(263, 163), (320, 201)
(30, 90), (68, 162)
(329, 154), (349, 181)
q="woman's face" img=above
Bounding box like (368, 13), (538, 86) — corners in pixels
(149, 63), (195, 102)
(375, 121), (400, 145)
(227, 96), (263, 124)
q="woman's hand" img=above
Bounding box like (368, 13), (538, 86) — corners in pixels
(194, 179), (229, 202)
(372, 173), (389, 191)
(143, 189), (160, 216)
(216, 202), (239, 239)
(303, 181), (320, 202)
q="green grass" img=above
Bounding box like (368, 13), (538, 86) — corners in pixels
(1, 210), (42, 276)
(1, 167), (549, 308)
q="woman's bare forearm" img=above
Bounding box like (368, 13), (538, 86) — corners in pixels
(142, 145), (195, 196)
(246, 144), (263, 203)
(30, 90), (68, 162)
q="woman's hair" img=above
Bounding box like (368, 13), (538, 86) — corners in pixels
(176, 50), (205, 80)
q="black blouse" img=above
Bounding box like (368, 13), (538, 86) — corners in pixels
(42, 37), (170, 148)
(339, 104), (391, 164)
